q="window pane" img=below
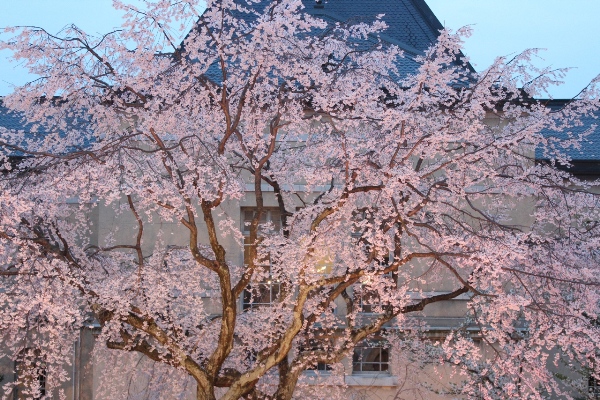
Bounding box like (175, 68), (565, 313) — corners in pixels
(352, 343), (389, 373)
(241, 207), (282, 309)
(242, 282), (280, 309)
(270, 209), (281, 231)
(241, 208), (281, 235)
(243, 237), (252, 265)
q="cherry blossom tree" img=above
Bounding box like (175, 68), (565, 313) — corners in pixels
(1, 1), (600, 399)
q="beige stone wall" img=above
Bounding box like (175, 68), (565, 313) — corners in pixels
(1, 146), (590, 399)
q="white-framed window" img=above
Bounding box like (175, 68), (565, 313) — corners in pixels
(352, 340), (389, 374)
(307, 361), (332, 372)
(241, 207), (281, 237)
(242, 280), (281, 310)
(241, 207), (281, 309)
(299, 338), (333, 373)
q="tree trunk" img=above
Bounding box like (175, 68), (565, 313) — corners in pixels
(196, 383), (216, 400)
(275, 371), (300, 400)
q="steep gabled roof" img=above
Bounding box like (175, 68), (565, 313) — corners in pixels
(0, 0), (445, 145)
(6, 1), (596, 166)
(305, 0), (442, 57)
(301, 0), (449, 76)
(197, 0), (457, 83)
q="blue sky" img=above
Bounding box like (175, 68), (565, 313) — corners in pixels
(427, 0), (600, 99)
(0, 0), (598, 99)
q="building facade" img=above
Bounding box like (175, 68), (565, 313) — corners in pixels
(1, 1), (599, 400)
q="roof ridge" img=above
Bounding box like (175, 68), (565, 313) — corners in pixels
(410, 0), (444, 33)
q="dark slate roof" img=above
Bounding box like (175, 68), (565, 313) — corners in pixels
(7, 1), (598, 166)
(0, 98), (95, 157)
(306, 0), (441, 56)
(0, 99), (43, 156)
(304, 0), (444, 77)
(199, 0), (449, 84)
(536, 100), (600, 163)
(0, 0), (453, 152)
(0, 100), (30, 132)
(557, 113), (600, 161)
(0, 98), (38, 157)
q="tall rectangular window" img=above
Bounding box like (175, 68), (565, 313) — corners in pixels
(241, 207), (281, 310)
(299, 338), (333, 373)
(242, 281), (281, 310)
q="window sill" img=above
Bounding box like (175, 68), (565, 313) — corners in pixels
(302, 370), (332, 376)
(298, 372), (396, 387)
(345, 374), (396, 387)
